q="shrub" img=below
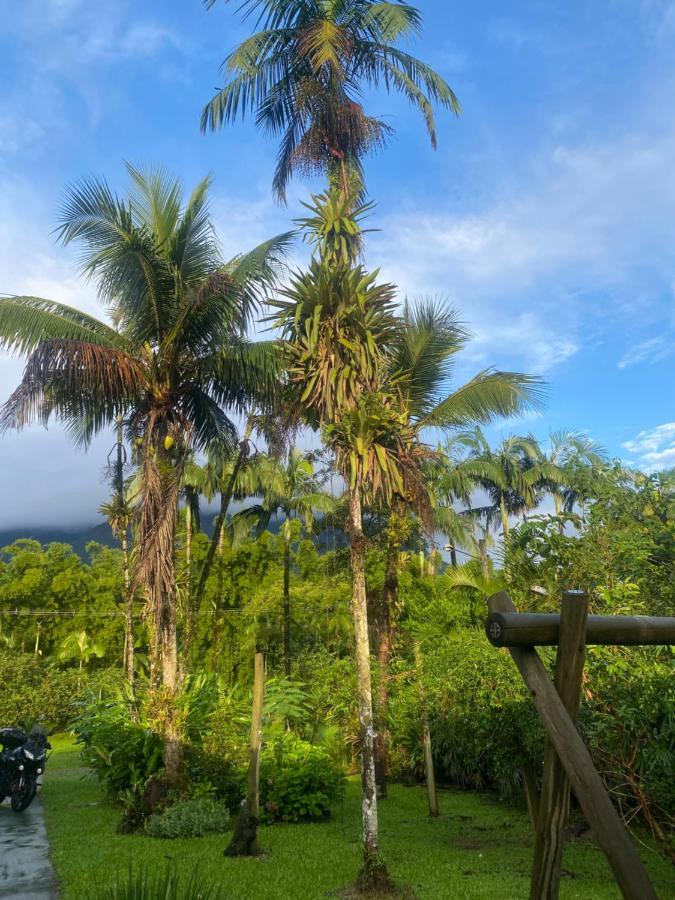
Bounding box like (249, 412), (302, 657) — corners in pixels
(88, 862), (223, 899)
(0, 652), (121, 731)
(73, 692), (163, 800)
(388, 628), (544, 798)
(144, 797), (230, 839)
(259, 733), (345, 823)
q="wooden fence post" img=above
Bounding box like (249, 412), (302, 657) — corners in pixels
(530, 590), (589, 900)
(488, 593), (657, 900)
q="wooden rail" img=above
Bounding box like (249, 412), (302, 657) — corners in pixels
(485, 610), (675, 647)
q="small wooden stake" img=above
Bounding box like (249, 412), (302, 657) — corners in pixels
(414, 640), (439, 818)
(530, 590), (589, 900)
(488, 593), (657, 900)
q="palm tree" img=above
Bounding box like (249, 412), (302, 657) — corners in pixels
(546, 429), (606, 519)
(461, 430), (564, 537)
(0, 164), (291, 783)
(236, 447), (335, 674)
(271, 195), (409, 890)
(201, 0), (460, 200)
(58, 629), (106, 687)
(370, 300), (544, 795)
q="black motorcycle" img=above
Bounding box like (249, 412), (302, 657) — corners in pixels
(0, 725), (51, 812)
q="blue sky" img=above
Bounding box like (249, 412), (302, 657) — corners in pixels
(1, 0), (674, 527)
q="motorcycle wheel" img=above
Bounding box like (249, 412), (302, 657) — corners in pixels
(11, 777), (36, 812)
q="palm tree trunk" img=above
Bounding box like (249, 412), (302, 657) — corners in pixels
(179, 503), (193, 684)
(348, 487), (390, 891)
(137, 434), (184, 787)
(283, 532), (291, 677)
(500, 495), (510, 537)
(121, 528), (134, 686)
(414, 640), (438, 818)
(374, 535), (397, 800)
(449, 545), (458, 568)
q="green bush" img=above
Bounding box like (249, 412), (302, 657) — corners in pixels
(259, 733), (345, 823)
(0, 652), (121, 731)
(388, 629), (544, 798)
(144, 797), (230, 839)
(582, 646), (674, 854)
(73, 693), (163, 800)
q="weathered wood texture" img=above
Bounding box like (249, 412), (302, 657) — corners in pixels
(488, 593), (658, 900)
(486, 611), (675, 647)
(530, 590), (589, 900)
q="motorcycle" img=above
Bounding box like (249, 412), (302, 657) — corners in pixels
(0, 725), (51, 812)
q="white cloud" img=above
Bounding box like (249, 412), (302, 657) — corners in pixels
(618, 335), (675, 368)
(622, 422), (675, 470)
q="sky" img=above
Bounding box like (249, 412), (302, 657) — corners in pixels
(0, 0), (674, 529)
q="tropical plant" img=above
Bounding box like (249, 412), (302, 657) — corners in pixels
(270, 191), (404, 888)
(58, 629), (106, 681)
(0, 163), (291, 783)
(201, 0), (460, 200)
(369, 300), (544, 794)
(546, 428), (606, 518)
(100, 418), (136, 684)
(235, 447), (335, 674)
(461, 429), (564, 537)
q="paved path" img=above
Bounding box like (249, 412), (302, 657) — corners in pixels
(0, 795), (57, 899)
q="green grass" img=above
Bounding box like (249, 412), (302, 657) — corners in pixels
(42, 735), (674, 900)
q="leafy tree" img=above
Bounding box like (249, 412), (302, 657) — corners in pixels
(0, 164), (291, 782)
(202, 0), (460, 200)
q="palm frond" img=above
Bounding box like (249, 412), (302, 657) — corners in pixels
(422, 371), (546, 430)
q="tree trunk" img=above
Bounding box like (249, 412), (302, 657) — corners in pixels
(136, 432), (184, 787)
(225, 651), (265, 857)
(374, 536), (397, 800)
(283, 533), (291, 677)
(179, 503), (193, 684)
(121, 529), (134, 686)
(500, 496), (510, 537)
(479, 537), (489, 581)
(449, 545), (458, 568)
(414, 640), (438, 818)
(348, 488), (390, 892)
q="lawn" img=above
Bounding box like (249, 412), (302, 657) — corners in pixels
(42, 735), (674, 900)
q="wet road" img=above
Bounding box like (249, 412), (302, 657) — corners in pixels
(0, 795), (56, 899)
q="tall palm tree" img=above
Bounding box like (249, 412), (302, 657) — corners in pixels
(236, 446), (335, 674)
(0, 164), (291, 783)
(271, 194), (410, 890)
(546, 429), (606, 518)
(461, 429), (564, 537)
(370, 300), (544, 795)
(202, 0), (460, 200)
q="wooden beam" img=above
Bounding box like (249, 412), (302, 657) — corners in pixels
(530, 590), (589, 900)
(485, 611), (675, 647)
(487, 593), (657, 900)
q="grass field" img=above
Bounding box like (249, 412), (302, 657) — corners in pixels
(42, 735), (674, 899)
